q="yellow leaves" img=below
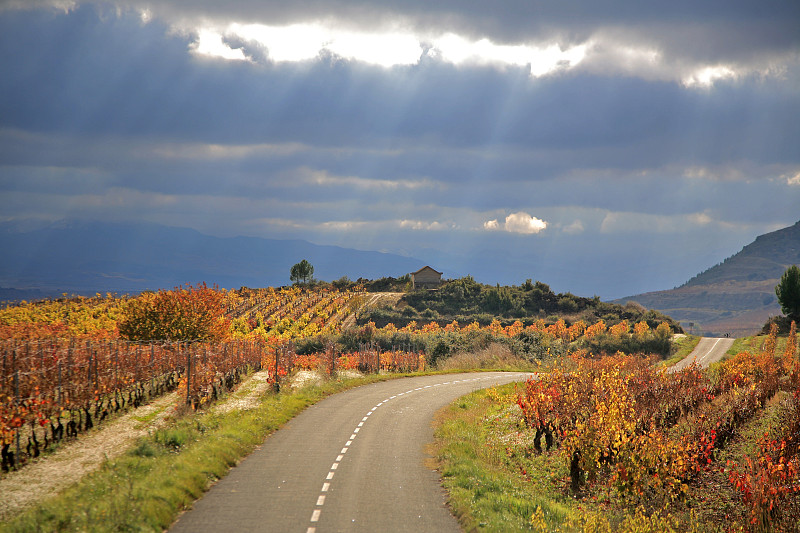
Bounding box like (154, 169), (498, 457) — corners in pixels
(633, 320), (650, 338)
(529, 506), (550, 533)
(609, 320), (630, 338)
(584, 320), (607, 339)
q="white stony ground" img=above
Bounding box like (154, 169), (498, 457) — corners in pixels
(0, 391), (179, 520)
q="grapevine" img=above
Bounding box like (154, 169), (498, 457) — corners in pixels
(512, 321), (800, 530)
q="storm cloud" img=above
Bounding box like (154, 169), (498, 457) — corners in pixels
(1, 0), (798, 298)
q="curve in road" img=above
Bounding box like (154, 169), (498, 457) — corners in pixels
(170, 371), (533, 533)
(671, 336), (735, 372)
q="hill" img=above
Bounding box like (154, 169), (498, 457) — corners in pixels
(359, 276), (682, 334)
(617, 220), (800, 336)
(0, 219), (427, 298)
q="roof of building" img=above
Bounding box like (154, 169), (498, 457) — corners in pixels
(411, 266), (443, 276)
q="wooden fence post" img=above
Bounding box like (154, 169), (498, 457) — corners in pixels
(185, 344), (192, 406)
(14, 368), (20, 468)
(272, 345), (281, 393)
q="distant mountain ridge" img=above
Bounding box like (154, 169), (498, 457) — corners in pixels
(682, 220), (800, 287)
(617, 220), (800, 336)
(0, 219), (428, 298)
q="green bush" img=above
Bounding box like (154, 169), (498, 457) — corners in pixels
(360, 276), (681, 333)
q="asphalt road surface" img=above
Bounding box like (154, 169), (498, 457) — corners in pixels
(170, 372), (533, 533)
(671, 336), (736, 371)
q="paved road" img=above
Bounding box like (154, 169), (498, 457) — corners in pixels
(170, 372), (533, 533)
(671, 336), (736, 371)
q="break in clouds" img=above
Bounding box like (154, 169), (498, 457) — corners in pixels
(485, 213), (548, 235)
(0, 0), (799, 297)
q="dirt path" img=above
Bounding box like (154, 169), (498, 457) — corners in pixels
(0, 369), (279, 521)
(0, 391), (179, 520)
(339, 292), (402, 330)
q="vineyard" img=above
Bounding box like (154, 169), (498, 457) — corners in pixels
(5, 282), (793, 531)
(226, 286), (365, 339)
(0, 286), (421, 472)
(0, 285), (676, 474)
(505, 322), (800, 532)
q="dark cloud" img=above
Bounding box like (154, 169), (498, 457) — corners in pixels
(2, 8), (797, 160)
(1, 4), (799, 298)
(88, 0), (800, 52)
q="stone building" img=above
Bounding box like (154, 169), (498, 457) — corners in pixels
(411, 266), (443, 290)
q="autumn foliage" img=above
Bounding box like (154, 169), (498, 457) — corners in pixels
(0, 294), (122, 339)
(515, 322), (800, 531)
(118, 283), (231, 342)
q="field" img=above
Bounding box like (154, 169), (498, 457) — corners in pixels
(0, 287), (410, 471)
(434, 324), (800, 532)
(1, 283), (797, 531)
(0, 285), (675, 473)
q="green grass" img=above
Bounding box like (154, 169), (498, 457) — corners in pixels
(728, 335), (760, 356)
(131, 405), (166, 425)
(0, 373), (399, 533)
(727, 332), (798, 359)
(430, 387), (573, 532)
(661, 334), (702, 367)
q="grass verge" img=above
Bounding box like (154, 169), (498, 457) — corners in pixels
(0, 373), (397, 533)
(660, 334), (701, 367)
(430, 385), (573, 532)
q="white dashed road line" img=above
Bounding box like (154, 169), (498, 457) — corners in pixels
(306, 375), (504, 532)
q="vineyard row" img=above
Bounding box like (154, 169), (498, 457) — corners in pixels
(0, 338), (423, 471)
(515, 323), (800, 530)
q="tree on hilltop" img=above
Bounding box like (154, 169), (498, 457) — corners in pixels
(290, 259), (315, 285)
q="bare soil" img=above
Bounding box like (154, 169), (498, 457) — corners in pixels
(0, 391), (179, 520)
(339, 292), (402, 330)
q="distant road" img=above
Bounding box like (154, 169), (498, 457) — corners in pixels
(170, 372), (532, 533)
(338, 292), (402, 330)
(671, 337), (735, 371)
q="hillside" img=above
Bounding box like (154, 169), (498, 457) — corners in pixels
(683, 219), (800, 286)
(617, 220), (800, 336)
(359, 276), (682, 334)
(0, 219), (427, 298)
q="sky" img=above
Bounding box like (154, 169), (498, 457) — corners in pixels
(1, 0), (799, 299)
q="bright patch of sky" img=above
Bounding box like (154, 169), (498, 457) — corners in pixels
(484, 212), (548, 234)
(188, 21), (758, 87)
(198, 23), (424, 66)
(682, 65), (738, 88)
(229, 23), (327, 62)
(192, 29), (247, 61)
(428, 33), (587, 76)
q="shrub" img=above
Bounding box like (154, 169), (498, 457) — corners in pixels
(118, 283), (230, 342)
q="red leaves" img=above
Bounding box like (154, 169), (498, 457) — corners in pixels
(728, 438), (800, 531)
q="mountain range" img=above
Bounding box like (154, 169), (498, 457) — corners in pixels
(616, 220), (800, 336)
(4, 219), (800, 337)
(0, 220), (427, 299)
